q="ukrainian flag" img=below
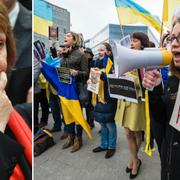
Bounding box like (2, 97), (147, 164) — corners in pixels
(34, 0), (53, 37)
(115, 0), (161, 33)
(103, 54), (113, 74)
(41, 61), (92, 139)
(92, 54), (113, 106)
(162, 0), (180, 29)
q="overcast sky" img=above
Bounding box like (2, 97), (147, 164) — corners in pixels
(45, 0), (163, 40)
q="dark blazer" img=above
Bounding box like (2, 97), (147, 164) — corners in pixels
(6, 3), (32, 105)
(0, 132), (23, 180)
(150, 76), (180, 180)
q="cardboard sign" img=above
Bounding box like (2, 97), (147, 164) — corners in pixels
(34, 40), (46, 60)
(107, 74), (138, 103)
(56, 67), (72, 84)
(169, 82), (180, 132)
(49, 26), (59, 41)
(87, 68), (101, 94)
(119, 35), (131, 48)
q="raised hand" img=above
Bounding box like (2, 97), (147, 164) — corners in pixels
(0, 72), (13, 133)
(142, 70), (162, 90)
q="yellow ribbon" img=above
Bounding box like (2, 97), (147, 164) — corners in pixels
(145, 90), (152, 157)
(43, 129), (53, 137)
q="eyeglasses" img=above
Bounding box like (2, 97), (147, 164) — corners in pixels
(167, 35), (180, 44)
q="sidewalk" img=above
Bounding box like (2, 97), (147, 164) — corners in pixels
(34, 114), (161, 180)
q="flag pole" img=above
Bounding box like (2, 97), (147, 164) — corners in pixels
(116, 8), (124, 38)
(159, 21), (164, 45)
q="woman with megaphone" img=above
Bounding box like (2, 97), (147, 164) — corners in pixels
(115, 32), (150, 179)
(142, 18), (180, 180)
(0, 3), (32, 179)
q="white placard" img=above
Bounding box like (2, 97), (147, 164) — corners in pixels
(87, 68), (101, 94)
(169, 82), (180, 132)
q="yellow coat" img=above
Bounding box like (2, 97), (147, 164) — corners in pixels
(115, 70), (146, 131)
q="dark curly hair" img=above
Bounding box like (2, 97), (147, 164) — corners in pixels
(131, 32), (150, 49)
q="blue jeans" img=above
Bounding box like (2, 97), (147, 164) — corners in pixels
(66, 122), (83, 136)
(100, 122), (117, 150)
(49, 93), (62, 131)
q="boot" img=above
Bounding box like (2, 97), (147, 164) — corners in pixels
(71, 136), (82, 153)
(60, 132), (68, 140)
(62, 134), (75, 149)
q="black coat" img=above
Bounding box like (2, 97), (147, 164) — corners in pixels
(150, 76), (180, 180)
(0, 132), (23, 180)
(0, 104), (32, 180)
(6, 3), (32, 105)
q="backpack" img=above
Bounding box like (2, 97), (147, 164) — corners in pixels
(34, 129), (55, 157)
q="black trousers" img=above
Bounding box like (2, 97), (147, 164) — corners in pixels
(150, 113), (166, 157)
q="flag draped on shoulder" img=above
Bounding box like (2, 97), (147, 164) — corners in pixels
(114, 0), (161, 33)
(41, 61), (92, 139)
(92, 54), (113, 107)
(103, 54), (113, 74)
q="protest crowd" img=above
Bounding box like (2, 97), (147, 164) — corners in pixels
(34, 7), (180, 179)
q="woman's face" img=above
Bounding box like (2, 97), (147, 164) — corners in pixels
(130, 38), (142, 50)
(98, 44), (106, 60)
(0, 31), (7, 72)
(171, 22), (180, 68)
(64, 32), (74, 47)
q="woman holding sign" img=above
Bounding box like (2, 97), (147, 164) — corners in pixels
(60, 31), (89, 153)
(115, 32), (150, 179)
(91, 42), (117, 159)
(143, 18), (180, 180)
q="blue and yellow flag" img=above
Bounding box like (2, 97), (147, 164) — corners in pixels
(103, 54), (113, 74)
(162, 0), (180, 29)
(34, 0), (53, 37)
(92, 54), (113, 107)
(115, 0), (161, 33)
(41, 61), (92, 139)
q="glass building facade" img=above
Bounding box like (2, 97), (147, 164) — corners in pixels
(85, 24), (158, 58)
(34, 2), (70, 50)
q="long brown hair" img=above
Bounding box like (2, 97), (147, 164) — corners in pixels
(66, 31), (80, 48)
(169, 17), (180, 78)
(0, 3), (16, 70)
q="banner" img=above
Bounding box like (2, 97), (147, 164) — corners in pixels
(107, 74), (138, 103)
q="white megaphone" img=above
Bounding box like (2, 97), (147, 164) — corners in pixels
(113, 42), (173, 76)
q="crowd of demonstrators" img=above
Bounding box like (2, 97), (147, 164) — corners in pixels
(115, 32), (149, 179)
(0, 3), (31, 179)
(143, 17), (180, 180)
(91, 42), (117, 159)
(34, 12), (180, 180)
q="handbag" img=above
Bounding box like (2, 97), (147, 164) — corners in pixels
(77, 75), (90, 108)
(34, 129), (55, 157)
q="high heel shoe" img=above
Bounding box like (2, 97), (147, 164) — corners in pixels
(126, 166), (132, 173)
(129, 159), (142, 179)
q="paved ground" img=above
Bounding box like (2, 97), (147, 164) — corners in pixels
(34, 113), (161, 180)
